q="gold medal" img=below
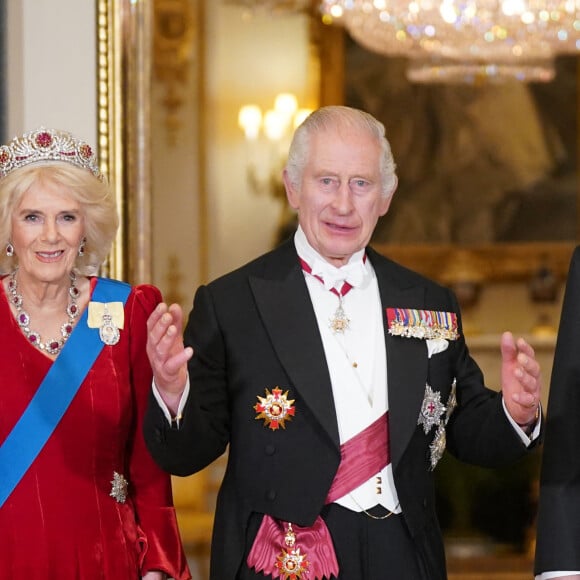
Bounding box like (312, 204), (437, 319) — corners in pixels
(275, 524), (309, 580)
(254, 387), (295, 430)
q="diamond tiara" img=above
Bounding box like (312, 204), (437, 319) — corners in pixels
(0, 127), (103, 181)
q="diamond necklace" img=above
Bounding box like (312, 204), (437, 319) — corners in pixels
(8, 269), (80, 356)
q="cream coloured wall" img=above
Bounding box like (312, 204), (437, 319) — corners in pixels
(204, 2), (313, 281)
(6, 0), (96, 145)
(150, 1), (314, 307)
(461, 281), (563, 409)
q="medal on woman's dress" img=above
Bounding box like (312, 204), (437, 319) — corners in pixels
(88, 301), (124, 345)
(99, 304), (120, 345)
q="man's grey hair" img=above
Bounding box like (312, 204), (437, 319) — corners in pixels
(285, 105), (397, 198)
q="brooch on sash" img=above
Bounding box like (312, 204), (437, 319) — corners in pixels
(275, 523), (309, 580)
(110, 471), (128, 503)
(88, 301), (125, 345)
(254, 387), (296, 430)
(386, 308), (459, 341)
(418, 380), (457, 470)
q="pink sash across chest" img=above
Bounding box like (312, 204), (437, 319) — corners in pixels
(247, 412), (390, 578)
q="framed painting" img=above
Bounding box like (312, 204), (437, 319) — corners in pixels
(314, 21), (578, 284)
(97, 0), (176, 285)
(97, 0), (206, 291)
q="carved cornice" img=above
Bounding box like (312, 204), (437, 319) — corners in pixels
(153, 0), (195, 145)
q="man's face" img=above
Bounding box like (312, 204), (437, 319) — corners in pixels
(285, 125), (393, 267)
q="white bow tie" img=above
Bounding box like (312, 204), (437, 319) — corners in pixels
(309, 257), (367, 291)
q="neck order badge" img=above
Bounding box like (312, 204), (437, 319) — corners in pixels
(300, 256), (367, 334)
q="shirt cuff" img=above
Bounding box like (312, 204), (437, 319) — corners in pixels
(536, 573), (580, 579)
(152, 376), (190, 427)
(502, 398), (541, 445)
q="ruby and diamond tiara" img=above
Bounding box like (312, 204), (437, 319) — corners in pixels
(0, 127), (103, 181)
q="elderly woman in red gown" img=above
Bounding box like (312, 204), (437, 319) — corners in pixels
(0, 127), (190, 580)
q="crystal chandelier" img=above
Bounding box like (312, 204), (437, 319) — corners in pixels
(319, 0), (580, 82)
(226, 0), (312, 14)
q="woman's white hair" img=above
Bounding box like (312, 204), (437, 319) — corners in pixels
(0, 162), (118, 275)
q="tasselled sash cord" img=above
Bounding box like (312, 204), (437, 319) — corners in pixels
(247, 412), (390, 579)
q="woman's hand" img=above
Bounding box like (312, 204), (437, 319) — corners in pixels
(142, 570), (166, 580)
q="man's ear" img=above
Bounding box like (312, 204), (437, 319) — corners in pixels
(283, 169), (299, 210)
(379, 176), (398, 216)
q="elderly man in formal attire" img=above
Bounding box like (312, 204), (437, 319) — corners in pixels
(144, 105), (542, 580)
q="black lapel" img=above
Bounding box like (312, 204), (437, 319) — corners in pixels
(368, 248), (429, 469)
(249, 245), (341, 450)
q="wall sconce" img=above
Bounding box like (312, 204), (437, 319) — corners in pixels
(238, 93), (312, 198)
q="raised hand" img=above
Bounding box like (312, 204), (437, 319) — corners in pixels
(500, 331), (542, 428)
(146, 302), (193, 414)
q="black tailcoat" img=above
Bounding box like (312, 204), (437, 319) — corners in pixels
(535, 245), (580, 575)
(144, 240), (533, 579)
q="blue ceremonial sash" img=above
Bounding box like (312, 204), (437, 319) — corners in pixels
(0, 277), (131, 508)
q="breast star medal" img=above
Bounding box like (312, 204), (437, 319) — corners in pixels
(275, 523), (309, 580)
(445, 378), (457, 423)
(419, 380), (458, 470)
(254, 387), (295, 430)
(418, 384), (446, 435)
(429, 425), (447, 470)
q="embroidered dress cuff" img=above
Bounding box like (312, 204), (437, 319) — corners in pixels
(502, 399), (541, 444)
(152, 377), (190, 427)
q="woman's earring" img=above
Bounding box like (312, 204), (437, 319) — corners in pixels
(5, 242), (14, 257)
(78, 237), (86, 257)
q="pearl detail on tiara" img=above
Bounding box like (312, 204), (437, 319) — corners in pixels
(8, 269), (81, 356)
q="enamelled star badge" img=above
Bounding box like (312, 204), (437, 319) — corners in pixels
(254, 387), (296, 430)
(386, 308), (459, 341)
(275, 523), (310, 580)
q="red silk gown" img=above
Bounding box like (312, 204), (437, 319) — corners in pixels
(0, 279), (190, 579)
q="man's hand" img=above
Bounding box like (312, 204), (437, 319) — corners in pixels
(146, 303), (193, 414)
(500, 331), (542, 428)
